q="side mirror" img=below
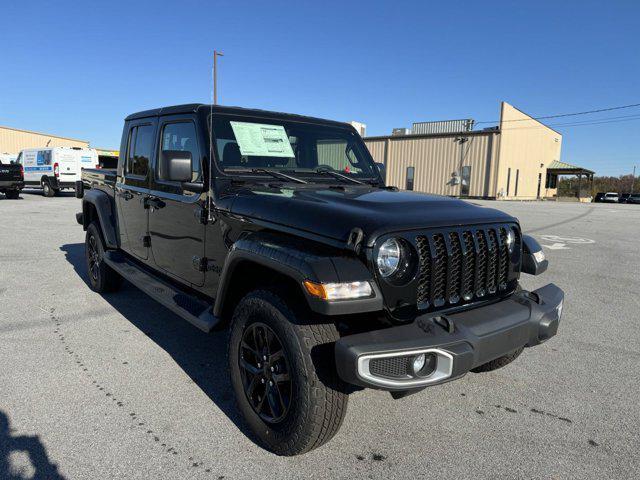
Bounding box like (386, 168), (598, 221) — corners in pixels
(375, 162), (386, 181)
(160, 150), (192, 182)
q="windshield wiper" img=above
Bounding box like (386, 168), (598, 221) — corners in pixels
(251, 168), (307, 184)
(315, 168), (365, 185)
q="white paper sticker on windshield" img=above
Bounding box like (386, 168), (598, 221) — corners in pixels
(230, 121), (295, 158)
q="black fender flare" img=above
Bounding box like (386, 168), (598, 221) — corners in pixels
(213, 232), (383, 317)
(82, 189), (119, 249)
(521, 234), (548, 275)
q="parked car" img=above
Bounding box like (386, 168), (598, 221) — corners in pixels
(618, 193), (631, 203)
(602, 192), (619, 203)
(76, 104), (564, 455)
(0, 157), (24, 199)
(626, 193), (640, 204)
(17, 146), (99, 197)
(593, 192), (605, 202)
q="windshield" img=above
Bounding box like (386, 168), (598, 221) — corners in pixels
(210, 115), (378, 181)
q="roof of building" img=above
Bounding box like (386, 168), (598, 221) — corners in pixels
(125, 103), (350, 128)
(0, 125), (88, 143)
(547, 160), (595, 175)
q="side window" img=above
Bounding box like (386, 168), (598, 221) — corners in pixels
(128, 125), (153, 176)
(37, 150), (51, 166)
(126, 127), (137, 174)
(160, 122), (201, 181)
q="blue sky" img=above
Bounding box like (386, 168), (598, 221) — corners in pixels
(1, 0), (638, 176)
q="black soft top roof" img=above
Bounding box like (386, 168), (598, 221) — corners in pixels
(125, 103), (350, 129)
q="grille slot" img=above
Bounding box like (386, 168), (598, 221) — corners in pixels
(415, 236), (431, 307)
(431, 234), (447, 307)
(412, 225), (517, 311)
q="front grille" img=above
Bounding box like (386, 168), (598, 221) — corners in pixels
(369, 356), (409, 379)
(415, 225), (518, 309)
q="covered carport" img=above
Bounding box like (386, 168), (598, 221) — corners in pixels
(545, 160), (595, 201)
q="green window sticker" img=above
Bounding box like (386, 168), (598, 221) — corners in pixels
(230, 121), (295, 158)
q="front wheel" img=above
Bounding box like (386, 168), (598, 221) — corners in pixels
(229, 290), (348, 456)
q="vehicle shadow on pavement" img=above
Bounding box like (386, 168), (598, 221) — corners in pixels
(59, 243), (254, 443)
(0, 411), (65, 479)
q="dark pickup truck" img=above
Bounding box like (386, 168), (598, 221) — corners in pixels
(0, 159), (23, 199)
(76, 104), (563, 455)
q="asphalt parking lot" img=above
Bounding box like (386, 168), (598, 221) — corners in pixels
(1, 191), (639, 479)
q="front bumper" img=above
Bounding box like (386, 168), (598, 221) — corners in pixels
(335, 283), (564, 391)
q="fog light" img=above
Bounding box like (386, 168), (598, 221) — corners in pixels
(411, 353), (437, 377)
(412, 354), (426, 373)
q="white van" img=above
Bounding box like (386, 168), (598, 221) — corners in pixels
(17, 147), (99, 197)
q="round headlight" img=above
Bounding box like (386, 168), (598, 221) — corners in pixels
(506, 229), (515, 252)
(376, 238), (402, 277)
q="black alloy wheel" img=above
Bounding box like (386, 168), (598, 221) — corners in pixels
(239, 322), (292, 423)
(87, 233), (100, 282)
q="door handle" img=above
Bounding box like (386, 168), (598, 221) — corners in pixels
(120, 190), (133, 200)
(144, 197), (165, 211)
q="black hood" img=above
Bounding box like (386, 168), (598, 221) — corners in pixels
(230, 184), (518, 246)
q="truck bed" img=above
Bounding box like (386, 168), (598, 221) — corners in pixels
(81, 168), (117, 196)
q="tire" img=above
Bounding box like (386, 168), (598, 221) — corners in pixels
(5, 190), (19, 199)
(471, 347), (525, 373)
(42, 180), (54, 197)
(85, 221), (122, 293)
(53, 188), (61, 196)
(229, 290), (348, 456)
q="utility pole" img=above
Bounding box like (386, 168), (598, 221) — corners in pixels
(213, 50), (224, 105)
(631, 165), (637, 194)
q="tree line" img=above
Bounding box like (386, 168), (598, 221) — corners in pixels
(557, 174), (637, 197)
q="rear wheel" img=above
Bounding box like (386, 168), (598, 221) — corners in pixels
(85, 221), (122, 293)
(42, 180), (54, 197)
(229, 290), (348, 456)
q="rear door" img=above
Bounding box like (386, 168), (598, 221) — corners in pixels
(57, 149), (80, 183)
(148, 116), (205, 286)
(115, 121), (156, 260)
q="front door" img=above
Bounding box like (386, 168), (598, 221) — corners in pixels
(148, 117), (205, 286)
(116, 122), (155, 260)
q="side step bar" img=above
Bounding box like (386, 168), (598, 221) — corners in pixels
(103, 251), (219, 332)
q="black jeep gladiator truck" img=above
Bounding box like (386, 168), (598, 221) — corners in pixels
(76, 104), (563, 455)
(0, 158), (24, 199)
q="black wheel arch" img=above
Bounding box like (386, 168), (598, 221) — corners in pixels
(81, 189), (119, 249)
(213, 231), (383, 321)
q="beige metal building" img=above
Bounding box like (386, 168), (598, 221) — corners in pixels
(0, 125), (89, 155)
(365, 102), (572, 200)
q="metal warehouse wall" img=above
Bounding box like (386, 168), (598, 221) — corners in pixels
(364, 132), (500, 198)
(495, 102), (562, 200)
(0, 126), (89, 154)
